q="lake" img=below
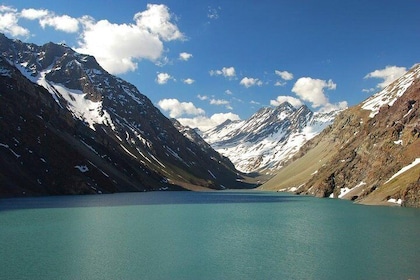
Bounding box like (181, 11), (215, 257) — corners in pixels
(0, 191), (419, 280)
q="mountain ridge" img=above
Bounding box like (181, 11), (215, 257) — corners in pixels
(203, 101), (341, 173)
(0, 33), (251, 196)
(261, 63), (420, 207)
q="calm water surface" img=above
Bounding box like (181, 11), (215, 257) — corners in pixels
(0, 191), (419, 280)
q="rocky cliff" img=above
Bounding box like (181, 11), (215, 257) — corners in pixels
(261, 64), (420, 207)
(0, 34), (251, 196)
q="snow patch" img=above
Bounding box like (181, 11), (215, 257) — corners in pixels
(75, 165), (89, 172)
(387, 198), (403, 205)
(0, 143), (21, 158)
(393, 140), (403, 145)
(338, 187), (351, 198)
(52, 83), (115, 131)
(120, 144), (137, 159)
(208, 170), (216, 179)
(385, 158), (420, 184)
(362, 65), (420, 118)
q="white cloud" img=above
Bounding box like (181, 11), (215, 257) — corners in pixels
(39, 14), (79, 33)
(178, 112), (240, 131)
(318, 101), (348, 113)
(364, 65), (407, 89)
(183, 78), (195, 84)
(274, 81), (286, 87)
(0, 5), (15, 12)
(275, 70), (294, 80)
(76, 17), (162, 74)
(210, 99), (232, 109)
(133, 4), (184, 41)
(210, 99), (229, 106)
(225, 89), (233, 95)
(76, 4), (183, 74)
(20, 8), (49, 20)
(0, 4), (184, 74)
(197, 94), (208, 100)
(362, 88), (375, 93)
(209, 66), (236, 78)
(0, 5), (29, 37)
(270, 96), (303, 108)
(157, 98), (204, 118)
(240, 77), (263, 88)
(156, 72), (174, 84)
(179, 52), (192, 61)
(292, 77), (336, 108)
(20, 8), (79, 33)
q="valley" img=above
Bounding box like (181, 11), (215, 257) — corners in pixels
(0, 33), (419, 207)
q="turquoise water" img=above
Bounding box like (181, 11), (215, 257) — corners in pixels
(1, 191), (419, 280)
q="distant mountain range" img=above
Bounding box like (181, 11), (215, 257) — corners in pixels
(0, 33), (251, 196)
(203, 102), (340, 174)
(261, 63), (420, 207)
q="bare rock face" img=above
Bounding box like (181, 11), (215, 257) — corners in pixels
(264, 64), (420, 207)
(0, 33), (252, 197)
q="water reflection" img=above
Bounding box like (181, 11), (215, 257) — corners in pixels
(0, 191), (302, 211)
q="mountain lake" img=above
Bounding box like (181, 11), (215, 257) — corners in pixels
(0, 191), (419, 280)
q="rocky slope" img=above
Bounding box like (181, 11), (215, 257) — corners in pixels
(203, 102), (340, 174)
(261, 64), (420, 207)
(0, 33), (251, 196)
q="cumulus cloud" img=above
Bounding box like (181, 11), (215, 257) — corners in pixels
(270, 96), (303, 108)
(0, 5), (29, 37)
(179, 52), (192, 61)
(178, 112), (240, 131)
(76, 17), (163, 74)
(20, 8), (49, 20)
(183, 78), (194, 84)
(225, 89), (233, 95)
(157, 98), (204, 118)
(133, 4), (184, 41)
(275, 70), (294, 81)
(240, 77), (263, 88)
(39, 14), (79, 33)
(0, 4), (185, 75)
(292, 77), (336, 108)
(156, 72), (174, 84)
(76, 4), (184, 74)
(210, 98), (232, 109)
(209, 66), (236, 79)
(20, 8), (79, 33)
(364, 65), (407, 89)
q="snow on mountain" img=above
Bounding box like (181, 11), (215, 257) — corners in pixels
(203, 102), (341, 174)
(261, 63), (420, 207)
(362, 63), (420, 118)
(0, 33), (249, 195)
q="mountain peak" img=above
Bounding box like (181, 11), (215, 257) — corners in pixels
(263, 62), (420, 207)
(362, 63), (420, 118)
(203, 102), (338, 173)
(0, 33), (251, 196)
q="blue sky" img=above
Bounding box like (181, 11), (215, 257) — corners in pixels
(1, 0), (419, 130)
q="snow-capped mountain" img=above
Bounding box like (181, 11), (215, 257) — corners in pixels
(262, 63), (420, 207)
(203, 102), (341, 173)
(0, 33), (250, 196)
